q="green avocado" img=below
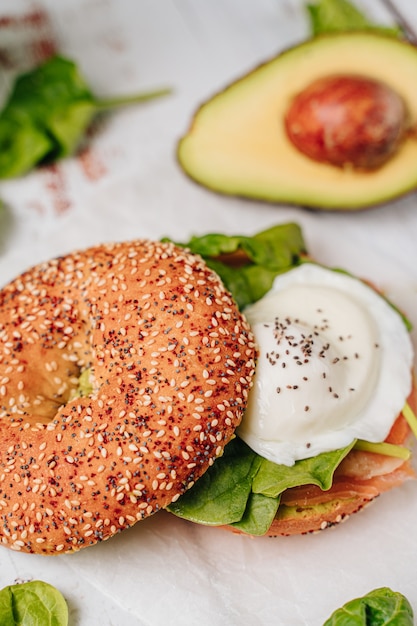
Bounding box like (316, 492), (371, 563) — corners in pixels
(178, 32), (417, 210)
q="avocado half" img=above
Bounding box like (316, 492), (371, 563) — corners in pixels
(178, 32), (417, 211)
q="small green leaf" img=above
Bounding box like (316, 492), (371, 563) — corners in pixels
(0, 580), (68, 626)
(204, 259), (282, 309)
(249, 222), (307, 270)
(1, 56), (96, 164)
(164, 223), (306, 309)
(0, 587), (14, 626)
(168, 438), (261, 525)
(45, 100), (96, 159)
(0, 113), (52, 178)
(182, 233), (245, 258)
(0, 54), (171, 178)
(322, 587), (414, 626)
(230, 492), (280, 536)
(176, 222), (305, 269)
(253, 442), (355, 498)
(306, 0), (402, 37)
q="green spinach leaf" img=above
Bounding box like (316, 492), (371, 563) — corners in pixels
(164, 222), (306, 308)
(252, 442), (356, 498)
(181, 222), (305, 270)
(168, 437), (262, 526)
(168, 437), (355, 535)
(0, 55), (170, 178)
(323, 587), (414, 626)
(306, 0), (402, 37)
(230, 492), (281, 536)
(0, 580), (68, 626)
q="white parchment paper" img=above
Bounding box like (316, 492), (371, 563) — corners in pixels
(0, 1), (417, 624)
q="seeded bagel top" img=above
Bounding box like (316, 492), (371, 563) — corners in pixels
(0, 239), (256, 554)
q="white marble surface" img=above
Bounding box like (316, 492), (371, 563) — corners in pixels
(0, 1), (417, 624)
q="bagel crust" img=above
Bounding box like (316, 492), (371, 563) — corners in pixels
(0, 239), (255, 554)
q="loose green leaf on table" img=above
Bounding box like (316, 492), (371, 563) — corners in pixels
(323, 587), (414, 626)
(0, 55), (171, 178)
(0, 580), (68, 626)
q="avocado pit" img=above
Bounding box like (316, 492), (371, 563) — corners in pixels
(284, 74), (407, 170)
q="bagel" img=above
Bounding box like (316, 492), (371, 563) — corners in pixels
(0, 239), (256, 554)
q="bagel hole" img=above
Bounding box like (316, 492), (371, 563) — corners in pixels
(29, 367), (94, 424)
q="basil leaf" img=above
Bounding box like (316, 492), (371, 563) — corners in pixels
(253, 442), (356, 498)
(307, 0), (373, 35)
(0, 580), (68, 626)
(230, 492), (280, 536)
(323, 587), (414, 626)
(306, 0), (401, 37)
(168, 438), (262, 525)
(0, 55), (170, 178)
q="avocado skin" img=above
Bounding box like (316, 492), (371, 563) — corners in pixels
(178, 32), (417, 211)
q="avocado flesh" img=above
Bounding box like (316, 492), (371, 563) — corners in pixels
(179, 32), (417, 210)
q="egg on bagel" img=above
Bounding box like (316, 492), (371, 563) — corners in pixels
(0, 239), (256, 554)
(166, 226), (417, 537)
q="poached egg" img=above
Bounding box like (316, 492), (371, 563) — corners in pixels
(238, 263), (414, 466)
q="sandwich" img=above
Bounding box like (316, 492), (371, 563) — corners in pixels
(166, 222), (417, 536)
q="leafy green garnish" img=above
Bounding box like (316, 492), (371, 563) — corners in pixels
(252, 441), (355, 497)
(168, 437), (262, 526)
(168, 437), (355, 536)
(165, 222), (306, 308)
(0, 580), (68, 626)
(306, 0), (402, 37)
(230, 492), (280, 536)
(322, 587), (414, 626)
(0, 55), (171, 178)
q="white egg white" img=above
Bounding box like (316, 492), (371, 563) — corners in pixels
(238, 263), (414, 466)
